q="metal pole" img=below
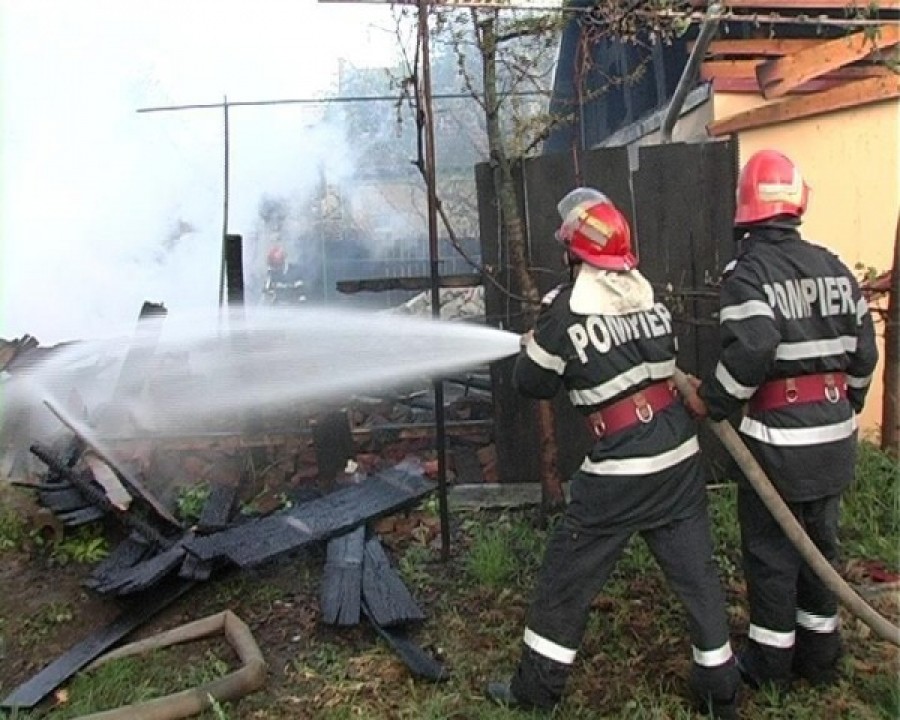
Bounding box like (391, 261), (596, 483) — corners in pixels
(418, 0), (451, 561)
(218, 95), (231, 307)
(660, 3), (723, 143)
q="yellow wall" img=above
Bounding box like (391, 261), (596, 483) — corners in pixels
(712, 92), (900, 435)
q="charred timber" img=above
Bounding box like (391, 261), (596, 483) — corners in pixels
(336, 274), (482, 294)
(29, 443), (175, 550)
(184, 468), (436, 567)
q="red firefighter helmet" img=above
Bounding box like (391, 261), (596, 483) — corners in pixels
(735, 149), (809, 225)
(555, 188), (637, 271)
(267, 245), (286, 269)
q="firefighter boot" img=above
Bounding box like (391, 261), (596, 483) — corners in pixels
(485, 681), (548, 712)
(486, 646), (567, 711)
(695, 689), (742, 720)
(736, 643), (792, 694)
(691, 658), (742, 719)
(792, 627), (842, 687)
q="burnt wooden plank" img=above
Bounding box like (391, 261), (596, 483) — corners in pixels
(361, 534), (425, 627)
(42, 400), (182, 529)
(85, 536), (152, 590)
(0, 579), (195, 710)
(56, 506), (107, 527)
(225, 234), (245, 307)
(30, 443), (174, 549)
(38, 487), (91, 513)
(442, 372), (492, 394)
(336, 274), (482, 294)
(196, 483), (239, 534)
(320, 526), (366, 626)
(178, 553), (213, 581)
(184, 468), (436, 567)
(109, 302), (167, 401)
(637, 142), (701, 375)
(363, 605), (447, 682)
(99, 420), (491, 450)
(312, 411), (355, 490)
(93, 545), (187, 596)
(451, 446), (483, 485)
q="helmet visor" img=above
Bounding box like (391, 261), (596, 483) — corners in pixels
(557, 188), (608, 222)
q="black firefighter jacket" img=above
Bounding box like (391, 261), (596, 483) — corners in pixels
(513, 283), (707, 535)
(700, 227), (879, 501)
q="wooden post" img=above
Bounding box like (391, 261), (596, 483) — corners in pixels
(881, 214), (900, 456)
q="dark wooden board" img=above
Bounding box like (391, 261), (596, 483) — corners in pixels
(363, 605), (447, 682)
(320, 526), (366, 626)
(184, 469), (436, 567)
(196, 483), (239, 534)
(361, 534), (425, 627)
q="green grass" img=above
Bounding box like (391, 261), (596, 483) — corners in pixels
(40, 647), (229, 719)
(47, 526), (110, 566)
(464, 511), (547, 588)
(0, 504), (26, 552)
(842, 441), (900, 567)
(176, 483), (211, 524)
(18, 602), (75, 648)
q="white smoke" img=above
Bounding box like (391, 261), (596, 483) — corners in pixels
(0, 0), (405, 345)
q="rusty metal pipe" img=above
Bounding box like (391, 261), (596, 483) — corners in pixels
(672, 368), (900, 647)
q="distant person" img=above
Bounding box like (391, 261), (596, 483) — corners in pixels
(691, 149), (879, 690)
(264, 245), (306, 305)
(486, 188), (740, 718)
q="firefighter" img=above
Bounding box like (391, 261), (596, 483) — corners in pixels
(486, 188), (741, 717)
(690, 149), (879, 690)
(264, 245), (306, 305)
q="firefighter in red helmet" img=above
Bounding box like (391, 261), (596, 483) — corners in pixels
(486, 188), (740, 718)
(692, 150), (878, 691)
(264, 245), (306, 305)
(267, 245), (287, 272)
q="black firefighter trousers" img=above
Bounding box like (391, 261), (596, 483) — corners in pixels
(510, 509), (739, 709)
(737, 487), (843, 686)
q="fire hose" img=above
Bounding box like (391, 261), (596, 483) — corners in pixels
(671, 368), (900, 647)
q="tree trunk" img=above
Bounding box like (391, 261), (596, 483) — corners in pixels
(881, 213), (899, 456)
(480, 15), (566, 516)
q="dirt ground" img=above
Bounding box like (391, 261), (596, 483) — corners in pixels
(1, 490), (898, 720)
(0, 493), (455, 717)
